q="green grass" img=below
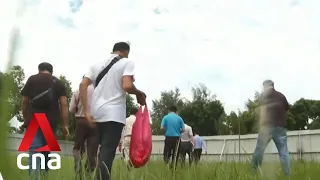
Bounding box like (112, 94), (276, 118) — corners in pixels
(10, 156), (320, 180)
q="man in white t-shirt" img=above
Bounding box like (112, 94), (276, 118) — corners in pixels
(179, 124), (194, 166)
(79, 42), (146, 180)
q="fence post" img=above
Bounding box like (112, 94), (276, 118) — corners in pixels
(219, 139), (226, 162)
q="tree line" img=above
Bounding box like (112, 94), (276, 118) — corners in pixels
(1, 66), (320, 139)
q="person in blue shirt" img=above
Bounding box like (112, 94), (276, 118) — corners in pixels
(193, 132), (207, 164)
(161, 105), (185, 168)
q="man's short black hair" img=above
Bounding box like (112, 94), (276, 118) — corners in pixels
(112, 42), (130, 52)
(38, 62), (53, 73)
(168, 105), (178, 113)
(129, 107), (139, 116)
(263, 80), (274, 87)
(193, 130), (199, 135)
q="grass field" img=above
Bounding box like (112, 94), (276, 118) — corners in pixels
(11, 156), (320, 180)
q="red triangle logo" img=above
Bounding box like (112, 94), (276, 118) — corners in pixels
(18, 113), (61, 152)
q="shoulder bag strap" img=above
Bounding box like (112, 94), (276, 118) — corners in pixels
(29, 76), (56, 103)
(95, 55), (123, 88)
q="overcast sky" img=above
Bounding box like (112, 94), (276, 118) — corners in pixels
(1, 0), (320, 113)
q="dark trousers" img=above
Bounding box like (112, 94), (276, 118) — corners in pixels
(193, 149), (202, 164)
(73, 117), (99, 176)
(96, 121), (124, 180)
(179, 141), (193, 166)
(163, 136), (180, 168)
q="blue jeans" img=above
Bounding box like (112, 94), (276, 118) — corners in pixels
(28, 129), (54, 180)
(252, 126), (291, 176)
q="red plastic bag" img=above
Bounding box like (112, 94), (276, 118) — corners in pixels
(129, 105), (152, 168)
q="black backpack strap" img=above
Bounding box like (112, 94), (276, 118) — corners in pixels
(95, 56), (123, 87)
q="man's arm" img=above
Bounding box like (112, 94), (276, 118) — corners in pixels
(258, 94), (268, 125)
(160, 117), (166, 130)
(69, 91), (78, 113)
(60, 96), (69, 126)
(180, 118), (185, 132)
(189, 127), (194, 146)
(120, 125), (126, 144)
(57, 83), (68, 127)
(79, 77), (92, 115)
(21, 96), (30, 123)
(202, 139), (207, 151)
(21, 77), (32, 124)
(122, 60), (143, 95)
(255, 94), (263, 114)
(118, 124), (126, 152)
(80, 65), (95, 115)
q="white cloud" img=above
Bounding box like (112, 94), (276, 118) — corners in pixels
(1, 0), (320, 113)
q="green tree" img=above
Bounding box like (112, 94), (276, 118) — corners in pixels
(224, 91), (264, 135)
(7, 66), (25, 124)
(179, 84), (225, 136)
(307, 99), (320, 129)
(290, 98), (310, 130)
(214, 112), (230, 135)
(290, 98), (320, 130)
(0, 70), (20, 134)
(236, 110), (253, 134)
(309, 117), (320, 129)
(224, 111), (243, 135)
(286, 105), (296, 130)
(126, 94), (139, 117)
(306, 100), (320, 118)
(0, 66), (25, 129)
(242, 91), (260, 133)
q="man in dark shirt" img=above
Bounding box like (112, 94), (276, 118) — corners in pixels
(21, 62), (69, 180)
(252, 80), (290, 176)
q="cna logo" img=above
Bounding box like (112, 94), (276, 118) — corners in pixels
(17, 113), (61, 170)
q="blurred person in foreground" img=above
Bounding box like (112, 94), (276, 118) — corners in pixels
(118, 107), (139, 169)
(252, 80), (290, 176)
(161, 105), (185, 169)
(179, 124), (194, 166)
(69, 76), (99, 179)
(21, 62), (70, 180)
(79, 42), (146, 180)
(193, 132), (207, 164)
